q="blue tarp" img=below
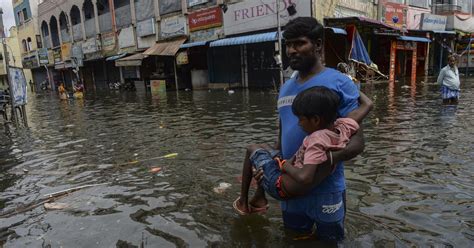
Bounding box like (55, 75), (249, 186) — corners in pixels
(327, 27), (347, 35)
(180, 41), (208, 49)
(106, 53), (127, 61)
(209, 32), (278, 47)
(350, 29), (372, 65)
(398, 36), (431, 43)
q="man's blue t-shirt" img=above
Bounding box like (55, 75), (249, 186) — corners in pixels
(277, 68), (359, 193)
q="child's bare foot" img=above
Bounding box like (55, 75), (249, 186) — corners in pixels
(249, 196), (269, 214)
(233, 197), (250, 215)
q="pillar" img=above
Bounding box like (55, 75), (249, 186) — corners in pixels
(47, 20), (53, 48)
(155, 0), (161, 41)
(67, 13), (73, 43)
(56, 15), (63, 45)
(80, 8), (87, 40)
(130, 0), (136, 25)
(389, 40), (396, 82)
(93, 1), (100, 34)
(411, 43), (417, 84)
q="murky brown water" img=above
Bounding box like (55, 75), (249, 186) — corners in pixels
(1, 79), (473, 247)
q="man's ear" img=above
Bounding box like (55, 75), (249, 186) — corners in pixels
(314, 38), (323, 53)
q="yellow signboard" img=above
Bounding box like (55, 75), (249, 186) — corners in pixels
(61, 43), (72, 61)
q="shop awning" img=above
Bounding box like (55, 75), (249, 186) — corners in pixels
(398, 36), (431, 43)
(325, 17), (399, 31)
(326, 27), (347, 35)
(180, 41), (208, 49)
(106, 53), (127, 61)
(209, 32), (278, 47)
(144, 38), (187, 56)
(116, 53), (147, 67)
(432, 30), (456, 35)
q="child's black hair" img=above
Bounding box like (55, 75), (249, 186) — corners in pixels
(292, 86), (340, 128)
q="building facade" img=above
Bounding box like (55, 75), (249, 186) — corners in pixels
(13, 0), (41, 88)
(1, 26), (24, 90)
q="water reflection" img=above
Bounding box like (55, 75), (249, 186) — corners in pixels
(1, 80), (473, 247)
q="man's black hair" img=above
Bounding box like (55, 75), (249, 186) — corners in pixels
(292, 86), (340, 128)
(283, 17), (324, 43)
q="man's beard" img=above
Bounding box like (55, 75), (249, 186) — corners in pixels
(289, 55), (317, 72)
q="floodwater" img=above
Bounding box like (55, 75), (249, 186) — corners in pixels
(0, 79), (473, 247)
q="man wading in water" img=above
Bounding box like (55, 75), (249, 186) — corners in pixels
(250, 17), (369, 241)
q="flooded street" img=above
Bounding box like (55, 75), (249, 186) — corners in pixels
(1, 79), (473, 247)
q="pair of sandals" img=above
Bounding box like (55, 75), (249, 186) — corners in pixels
(232, 197), (269, 215)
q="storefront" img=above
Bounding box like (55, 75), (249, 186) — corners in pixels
(142, 15), (188, 91)
(82, 38), (104, 90)
(207, 0), (311, 89)
(178, 6), (223, 90)
(417, 14), (454, 75)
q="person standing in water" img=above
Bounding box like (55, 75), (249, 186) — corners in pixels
(437, 55), (461, 105)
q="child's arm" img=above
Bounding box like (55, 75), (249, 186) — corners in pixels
(346, 91), (373, 124)
(279, 158), (333, 196)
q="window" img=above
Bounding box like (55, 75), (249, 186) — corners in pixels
(22, 8), (28, 21)
(22, 39), (28, 52)
(27, 37), (33, 51)
(36, 35), (43, 48)
(17, 11), (24, 24)
(408, 0), (429, 8)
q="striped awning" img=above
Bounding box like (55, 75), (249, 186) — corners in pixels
(210, 32), (278, 47)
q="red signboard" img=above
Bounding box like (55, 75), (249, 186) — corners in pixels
(384, 2), (407, 29)
(188, 7), (223, 32)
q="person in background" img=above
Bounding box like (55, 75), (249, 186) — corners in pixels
(58, 83), (68, 100)
(337, 62), (360, 90)
(29, 80), (34, 93)
(437, 55), (461, 105)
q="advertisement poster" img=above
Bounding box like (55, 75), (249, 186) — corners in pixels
(224, 0), (311, 35)
(38, 48), (49, 65)
(150, 80), (166, 97)
(383, 2), (407, 29)
(188, 7), (223, 32)
(9, 67), (28, 107)
(160, 16), (187, 38)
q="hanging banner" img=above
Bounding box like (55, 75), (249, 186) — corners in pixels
(188, 7), (223, 32)
(137, 18), (156, 37)
(38, 48), (49, 65)
(61, 43), (72, 61)
(150, 80), (166, 98)
(224, 0), (311, 36)
(82, 38), (100, 54)
(160, 16), (188, 39)
(9, 67), (28, 107)
(101, 32), (116, 51)
(53, 47), (62, 64)
(176, 51), (189, 65)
